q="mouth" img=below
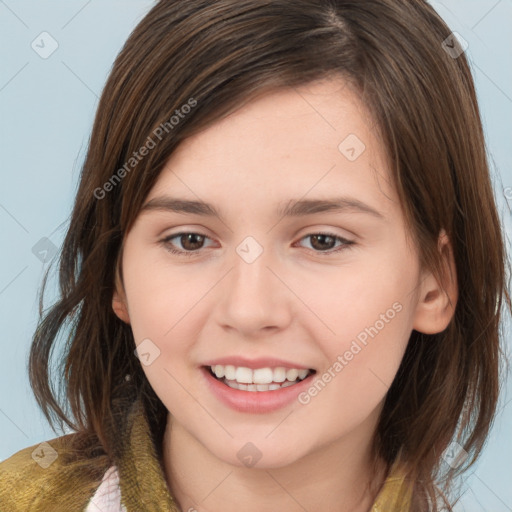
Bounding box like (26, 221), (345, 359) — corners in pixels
(204, 364), (317, 392)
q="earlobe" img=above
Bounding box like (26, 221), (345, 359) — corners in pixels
(412, 230), (458, 335)
(112, 289), (131, 324)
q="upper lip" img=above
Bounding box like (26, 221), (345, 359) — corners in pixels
(202, 356), (314, 371)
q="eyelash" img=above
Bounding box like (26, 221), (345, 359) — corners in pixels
(159, 231), (355, 257)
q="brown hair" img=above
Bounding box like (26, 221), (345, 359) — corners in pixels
(29, 0), (510, 509)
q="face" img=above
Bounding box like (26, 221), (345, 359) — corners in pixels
(113, 77), (447, 469)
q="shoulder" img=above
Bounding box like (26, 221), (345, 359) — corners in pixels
(0, 433), (111, 512)
(0, 435), (70, 493)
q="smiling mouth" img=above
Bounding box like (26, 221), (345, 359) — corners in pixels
(205, 365), (316, 392)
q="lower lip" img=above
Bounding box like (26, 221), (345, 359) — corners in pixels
(201, 366), (315, 414)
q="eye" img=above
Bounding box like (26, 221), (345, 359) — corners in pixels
(295, 232), (355, 255)
(160, 231), (214, 257)
(159, 230), (355, 258)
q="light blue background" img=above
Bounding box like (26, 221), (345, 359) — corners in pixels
(0, 1), (511, 510)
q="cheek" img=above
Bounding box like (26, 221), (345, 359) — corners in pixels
(121, 256), (201, 407)
(119, 255), (199, 390)
(121, 241), (202, 337)
(300, 247), (418, 407)
(298, 295), (415, 435)
(302, 245), (418, 346)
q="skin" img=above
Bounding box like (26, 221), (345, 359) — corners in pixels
(113, 77), (457, 512)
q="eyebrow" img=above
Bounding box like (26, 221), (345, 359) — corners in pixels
(140, 196), (384, 219)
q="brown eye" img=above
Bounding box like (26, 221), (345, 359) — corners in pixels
(177, 233), (206, 251)
(297, 232), (355, 254)
(160, 232), (213, 257)
(309, 234), (336, 251)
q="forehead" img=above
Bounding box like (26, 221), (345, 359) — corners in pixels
(146, 77), (397, 220)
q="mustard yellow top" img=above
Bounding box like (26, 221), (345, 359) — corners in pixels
(0, 398), (412, 511)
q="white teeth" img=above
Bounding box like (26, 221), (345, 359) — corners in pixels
(223, 379), (303, 392)
(273, 367), (287, 382)
(253, 367), (274, 384)
(286, 369), (299, 381)
(209, 364), (312, 389)
(297, 369), (309, 380)
(224, 365), (236, 380)
(235, 367), (253, 384)
(213, 365), (225, 378)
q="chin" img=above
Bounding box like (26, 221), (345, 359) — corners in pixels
(202, 434), (310, 470)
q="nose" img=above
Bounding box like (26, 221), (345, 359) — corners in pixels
(214, 239), (293, 338)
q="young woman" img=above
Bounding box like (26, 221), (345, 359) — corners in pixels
(0, 1), (509, 511)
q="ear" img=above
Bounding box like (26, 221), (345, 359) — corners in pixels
(412, 230), (458, 334)
(112, 271), (131, 324)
